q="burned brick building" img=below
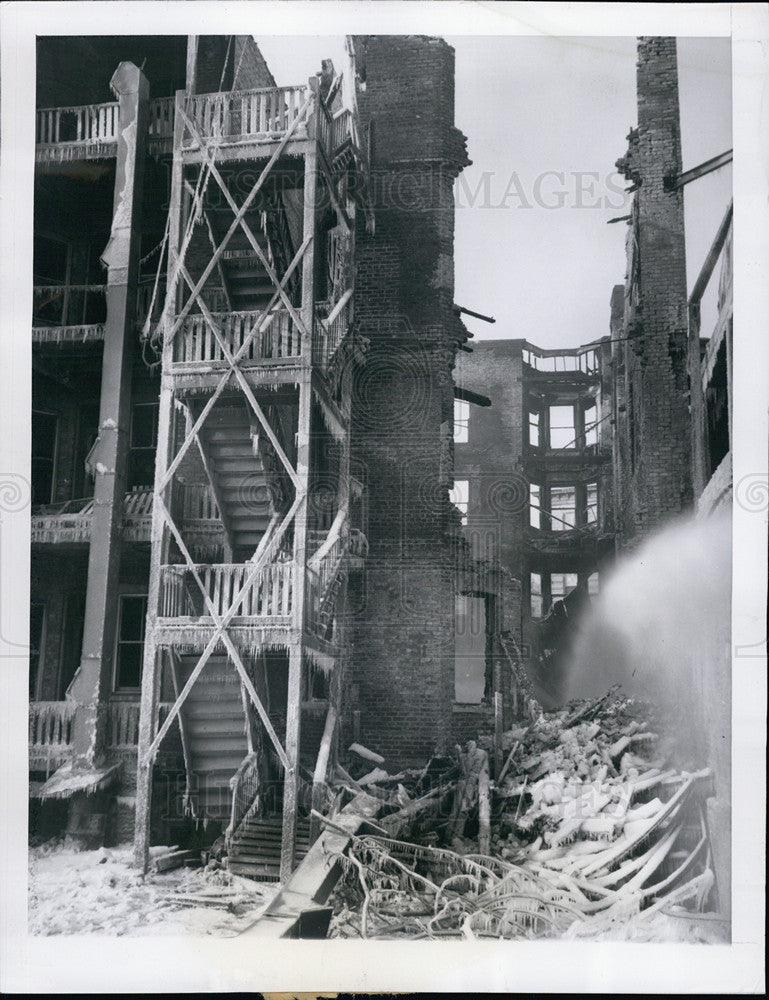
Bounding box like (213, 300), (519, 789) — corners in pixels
(29, 33), (485, 879)
(610, 36), (733, 919)
(454, 337), (615, 711)
(28, 31), (732, 914)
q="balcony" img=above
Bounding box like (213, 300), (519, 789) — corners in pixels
(171, 308), (302, 370)
(157, 561), (294, 646)
(35, 88), (361, 167)
(522, 342), (601, 378)
(31, 497), (98, 545)
(31, 485), (223, 549)
(32, 284), (107, 344)
(182, 86), (309, 149)
(35, 97), (175, 164)
(29, 699), (173, 775)
(28, 701), (75, 772)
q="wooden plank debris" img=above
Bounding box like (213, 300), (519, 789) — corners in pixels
(348, 742), (385, 765)
(240, 792), (382, 939)
(152, 848), (201, 873)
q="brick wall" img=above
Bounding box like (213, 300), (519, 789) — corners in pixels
(194, 36), (276, 95)
(347, 36), (469, 767)
(614, 37), (691, 545)
(233, 37), (277, 91)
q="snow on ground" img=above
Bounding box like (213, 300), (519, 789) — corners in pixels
(28, 840), (280, 937)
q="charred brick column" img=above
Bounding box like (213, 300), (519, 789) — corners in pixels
(68, 63), (149, 778)
(615, 37), (691, 544)
(347, 36), (470, 766)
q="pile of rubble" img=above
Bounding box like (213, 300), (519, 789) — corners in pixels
(325, 688), (718, 940)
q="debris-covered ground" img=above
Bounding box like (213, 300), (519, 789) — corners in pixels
(325, 688), (728, 942)
(28, 841), (279, 936)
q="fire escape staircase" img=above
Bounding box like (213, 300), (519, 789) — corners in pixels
(176, 654), (250, 821)
(195, 401), (277, 560)
(136, 81), (365, 881)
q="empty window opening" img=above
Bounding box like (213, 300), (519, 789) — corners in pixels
(454, 594), (488, 703)
(59, 592), (85, 699)
(450, 479), (469, 526)
(584, 403), (598, 447)
(529, 483), (541, 529)
(128, 402), (159, 489)
(530, 573), (543, 619)
(528, 409), (540, 447)
(74, 402), (100, 500)
(115, 594), (147, 691)
(32, 411), (58, 506)
(549, 405), (576, 450)
(586, 482), (598, 525)
(453, 398), (470, 443)
(550, 486), (576, 531)
(588, 572), (600, 597)
(551, 573), (578, 606)
(29, 603), (46, 699)
(305, 663), (329, 701)
(706, 339), (730, 475)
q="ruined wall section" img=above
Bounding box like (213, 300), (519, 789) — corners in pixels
(346, 36), (470, 765)
(194, 36), (276, 94)
(615, 37), (691, 545)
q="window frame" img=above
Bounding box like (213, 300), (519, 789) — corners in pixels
(586, 481), (599, 525)
(31, 409), (60, 506)
(549, 484), (577, 531)
(29, 602), (47, 701)
(453, 397), (470, 444)
(530, 572), (543, 620)
(584, 402), (599, 448)
(528, 408), (541, 448)
(529, 483), (542, 529)
(128, 401), (160, 489)
(113, 590), (149, 694)
(550, 571), (579, 603)
(454, 592), (491, 704)
(449, 478), (470, 526)
(548, 404), (577, 451)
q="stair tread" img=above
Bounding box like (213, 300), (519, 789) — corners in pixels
(186, 718), (249, 734)
(203, 435), (251, 447)
(227, 853), (306, 865)
(208, 445), (257, 458)
(184, 696), (243, 708)
(240, 819), (310, 830)
(189, 738), (248, 753)
(183, 707), (244, 720)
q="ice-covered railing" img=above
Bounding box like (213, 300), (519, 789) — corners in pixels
(29, 701), (76, 763)
(174, 309), (302, 364)
(36, 97), (176, 162)
(32, 284), (107, 340)
(307, 505), (351, 633)
(313, 289), (353, 368)
(105, 700), (173, 747)
(225, 752), (261, 850)
(159, 561), (294, 620)
(36, 102), (119, 146)
(183, 85), (309, 143)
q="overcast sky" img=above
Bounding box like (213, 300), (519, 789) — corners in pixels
(256, 34), (732, 348)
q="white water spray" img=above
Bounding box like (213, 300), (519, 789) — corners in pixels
(566, 509), (731, 771)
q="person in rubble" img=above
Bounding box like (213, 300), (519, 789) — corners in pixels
(450, 739), (488, 846)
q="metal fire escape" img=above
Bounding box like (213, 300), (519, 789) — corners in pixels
(134, 61), (370, 880)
